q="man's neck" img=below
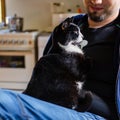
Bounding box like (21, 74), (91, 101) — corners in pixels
(88, 12), (119, 28)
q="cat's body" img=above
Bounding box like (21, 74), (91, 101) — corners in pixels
(23, 18), (92, 111)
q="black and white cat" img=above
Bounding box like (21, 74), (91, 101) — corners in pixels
(23, 18), (92, 111)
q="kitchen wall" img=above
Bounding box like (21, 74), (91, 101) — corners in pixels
(5, 0), (86, 31)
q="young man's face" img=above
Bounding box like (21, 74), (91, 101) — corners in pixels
(83, 0), (120, 22)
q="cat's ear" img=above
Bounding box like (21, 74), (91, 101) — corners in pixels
(61, 17), (74, 30)
(62, 21), (68, 30)
(61, 18), (70, 30)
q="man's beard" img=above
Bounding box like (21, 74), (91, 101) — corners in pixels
(88, 9), (112, 22)
(88, 12), (106, 22)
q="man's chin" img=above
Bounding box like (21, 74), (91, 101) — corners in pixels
(88, 13), (106, 22)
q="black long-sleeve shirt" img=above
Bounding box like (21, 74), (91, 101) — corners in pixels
(81, 16), (119, 120)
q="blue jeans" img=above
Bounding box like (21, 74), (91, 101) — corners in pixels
(0, 89), (106, 120)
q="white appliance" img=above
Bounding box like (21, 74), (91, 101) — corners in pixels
(52, 13), (79, 27)
(37, 34), (50, 59)
(0, 32), (38, 91)
(45, 13), (80, 32)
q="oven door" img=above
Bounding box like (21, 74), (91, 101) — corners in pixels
(0, 50), (35, 91)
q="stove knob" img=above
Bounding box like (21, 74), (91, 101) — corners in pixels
(3, 40), (7, 44)
(14, 40), (18, 44)
(8, 40), (13, 44)
(0, 40), (2, 44)
(19, 40), (24, 45)
(29, 40), (32, 45)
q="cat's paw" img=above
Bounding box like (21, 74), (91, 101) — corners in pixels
(77, 91), (93, 111)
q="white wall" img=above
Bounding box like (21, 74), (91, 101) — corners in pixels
(5, 0), (85, 31)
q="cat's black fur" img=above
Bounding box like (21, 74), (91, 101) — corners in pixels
(23, 18), (92, 111)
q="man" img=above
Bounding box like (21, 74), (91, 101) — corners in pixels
(0, 0), (120, 120)
(43, 0), (120, 119)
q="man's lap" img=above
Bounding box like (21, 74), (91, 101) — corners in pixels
(0, 88), (106, 120)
